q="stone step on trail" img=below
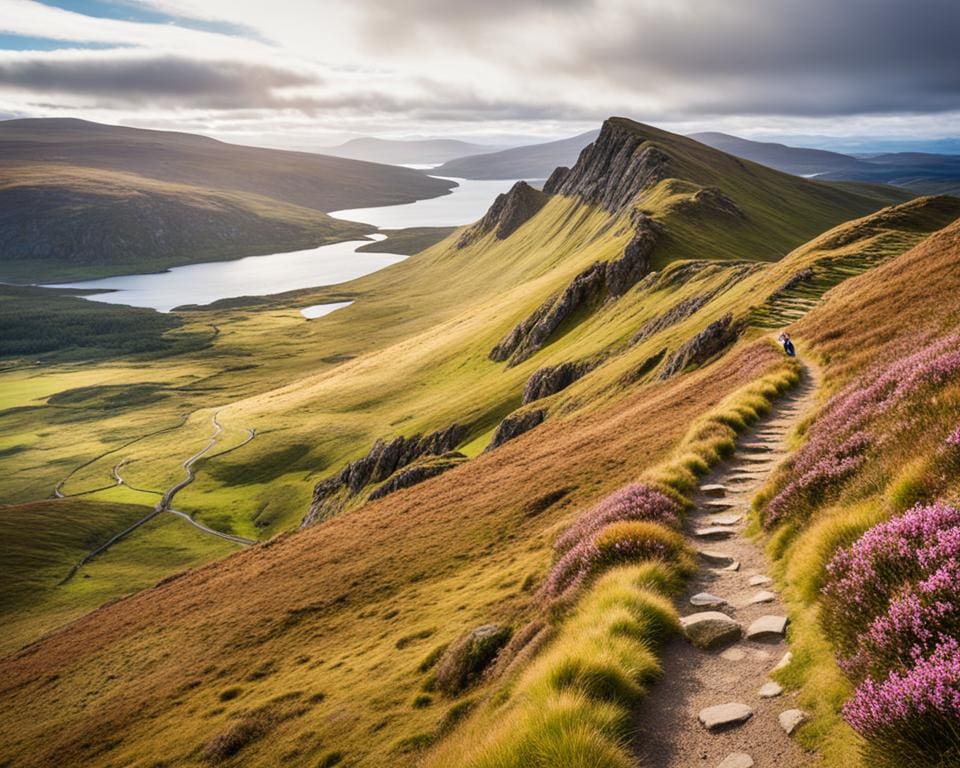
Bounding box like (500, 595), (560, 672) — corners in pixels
(718, 753), (754, 768)
(694, 526), (735, 541)
(706, 513), (743, 526)
(740, 442), (774, 451)
(690, 592), (727, 608)
(681, 611), (742, 649)
(745, 615), (789, 640)
(744, 590), (777, 605)
(759, 681), (783, 698)
(703, 499), (738, 510)
(748, 574), (772, 586)
(700, 483), (727, 497)
(698, 548), (740, 570)
(698, 702), (753, 731)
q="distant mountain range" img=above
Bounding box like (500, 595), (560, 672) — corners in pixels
(0, 118), (455, 281)
(321, 137), (501, 165)
(690, 132), (960, 195)
(433, 130), (599, 179)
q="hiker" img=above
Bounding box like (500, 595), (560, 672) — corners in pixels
(779, 332), (796, 357)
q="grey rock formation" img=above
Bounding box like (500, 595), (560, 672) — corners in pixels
(435, 624), (512, 694)
(457, 181), (549, 247)
(522, 361), (594, 404)
(675, 186), (747, 220)
(776, 267), (814, 294)
(367, 452), (466, 501)
(544, 118), (671, 211)
(302, 423), (467, 526)
(491, 216), (660, 366)
(659, 313), (744, 379)
(632, 292), (715, 344)
(485, 409), (545, 451)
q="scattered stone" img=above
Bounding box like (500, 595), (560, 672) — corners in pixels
(690, 592), (727, 608)
(721, 647), (747, 661)
(694, 526), (734, 541)
(707, 513), (743, 526)
(681, 612), (742, 649)
(745, 590), (777, 606)
(698, 702), (753, 731)
(748, 575), (772, 587)
(773, 651), (793, 671)
(701, 483), (727, 497)
(718, 754), (754, 768)
(759, 681), (783, 698)
(746, 615), (789, 640)
(721, 560), (741, 572)
(779, 708), (808, 735)
(698, 550), (736, 567)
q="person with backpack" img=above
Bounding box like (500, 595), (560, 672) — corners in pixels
(778, 332), (796, 357)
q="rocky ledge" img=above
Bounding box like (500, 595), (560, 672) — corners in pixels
(543, 118), (671, 212)
(485, 408), (545, 451)
(302, 423), (467, 526)
(490, 215), (662, 366)
(522, 360), (595, 404)
(457, 181), (549, 247)
(658, 313), (745, 379)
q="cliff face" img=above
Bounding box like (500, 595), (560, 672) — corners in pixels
(302, 424), (467, 526)
(543, 119), (671, 211)
(658, 313), (744, 379)
(457, 181), (549, 247)
(490, 215), (661, 366)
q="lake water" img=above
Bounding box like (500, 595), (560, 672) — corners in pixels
(43, 175), (521, 312)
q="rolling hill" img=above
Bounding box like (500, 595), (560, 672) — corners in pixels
(0, 119), (456, 281)
(322, 136), (500, 164)
(434, 129), (599, 179)
(1, 116), (952, 768)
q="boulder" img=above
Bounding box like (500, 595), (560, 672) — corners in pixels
(681, 612), (742, 649)
(698, 702), (753, 731)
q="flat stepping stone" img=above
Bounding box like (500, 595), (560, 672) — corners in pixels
(681, 612), (742, 649)
(745, 590), (777, 605)
(707, 513), (743, 526)
(698, 702), (753, 731)
(718, 754), (754, 768)
(759, 681), (783, 698)
(741, 442), (774, 451)
(698, 549), (736, 566)
(773, 651), (793, 671)
(721, 559), (741, 572)
(721, 647), (746, 661)
(694, 526), (734, 541)
(701, 483), (727, 497)
(741, 456), (777, 464)
(746, 615), (789, 640)
(779, 708), (808, 735)
(748, 575), (772, 586)
(690, 592), (727, 608)
(704, 499), (736, 510)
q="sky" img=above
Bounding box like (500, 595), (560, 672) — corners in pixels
(0, 0), (958, 151)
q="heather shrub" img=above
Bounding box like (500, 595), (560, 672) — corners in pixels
(542, 520), (692, 600)
(553, 483), (681, 557)
(948, 424), (960, 446)
(822, 502), (960, 766)
(764, 332), (960, 526)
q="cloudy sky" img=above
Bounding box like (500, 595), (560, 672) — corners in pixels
(0, 0), (957, 150)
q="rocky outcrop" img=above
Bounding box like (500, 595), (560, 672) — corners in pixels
(302, 423), (468, 526)
(659, 313), (744, 379)
(522, 361), (594, 404)
(675, 186), (746, 221)
(632, 292), (715, 344)
(543, 118), (671, 212)
(491, 216), (661, 366)
(485, 409), (545, 451)
(618, 348), (667, 386)
(367, 452), (466, 501)
(434, 624), (512, 694)
(457, 181), (549, 247)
